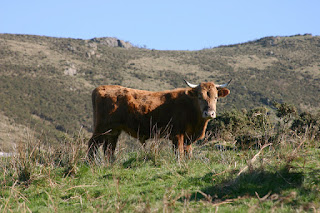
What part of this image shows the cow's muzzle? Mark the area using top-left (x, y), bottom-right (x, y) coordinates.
top-left (203, 110), bottom-right (216, 119)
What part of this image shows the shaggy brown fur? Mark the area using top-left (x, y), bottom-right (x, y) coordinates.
top-left (88, 82), bottom-right (230, 160)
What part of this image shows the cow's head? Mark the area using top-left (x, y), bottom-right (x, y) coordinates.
top-left (185, 80), bottom-right (231, 119)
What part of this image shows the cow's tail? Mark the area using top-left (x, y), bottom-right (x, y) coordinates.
top-left (91, 88), bottom-right (97, 132)
top-left (88, 88), bottom-right (98, 161)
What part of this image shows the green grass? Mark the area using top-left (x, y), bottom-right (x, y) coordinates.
top-left (1, 131), bottom-right (319, 212)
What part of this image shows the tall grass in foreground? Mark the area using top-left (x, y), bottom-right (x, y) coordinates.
top-left (0, 106), bottom-right (319, 212)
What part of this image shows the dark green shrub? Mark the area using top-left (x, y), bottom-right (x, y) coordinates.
top-left (208, 107), bottom-right (273, 148)
top-left (291, 111), bottom-right (320, 139)
top-left (209, 109), bottom-right (248, 139)
top-left (273, 102), bottom-right (297, 120)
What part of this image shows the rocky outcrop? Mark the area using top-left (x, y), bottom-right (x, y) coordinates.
top-left (90, 37), bottom-right (133, 49)
top-left (64, 63), bottom-right (77, 76)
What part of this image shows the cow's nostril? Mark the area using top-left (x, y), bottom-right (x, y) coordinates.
top-left (203, 111), bottom-right (216, 119)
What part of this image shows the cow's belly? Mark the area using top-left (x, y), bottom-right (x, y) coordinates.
top-left (119, 113), bottom-right (180, 140)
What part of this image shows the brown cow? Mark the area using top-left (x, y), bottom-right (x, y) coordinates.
top-left (87, 80), bottom-right (231, 161)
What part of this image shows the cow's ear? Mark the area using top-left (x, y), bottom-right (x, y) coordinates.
top-left (218, 88), bottom-right (230, 98)
top-left (186, 88), bottom-right (197, 97)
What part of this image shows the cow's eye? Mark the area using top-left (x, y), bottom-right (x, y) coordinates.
top-left (207, 92), bottom-right (210, 97)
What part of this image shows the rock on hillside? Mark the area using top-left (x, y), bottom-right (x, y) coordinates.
top-left (90, 37), bottom-right (133, 49)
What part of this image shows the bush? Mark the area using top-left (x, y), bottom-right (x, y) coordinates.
top-left (273, 102), bottom-right (297, 120)
top-left (208, 107), bottom-right (274, 148)
top-left (291, 111), bottom-right (320, 140)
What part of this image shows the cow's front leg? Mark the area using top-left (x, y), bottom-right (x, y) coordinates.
top-left (172, 134), bottom-right (184, 159)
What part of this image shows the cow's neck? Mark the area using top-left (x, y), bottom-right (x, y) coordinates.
top-left (185, 115), bottom-right (210, 143)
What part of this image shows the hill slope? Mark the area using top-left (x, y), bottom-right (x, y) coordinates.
top-left (0, 33), bottom-right (320, 148)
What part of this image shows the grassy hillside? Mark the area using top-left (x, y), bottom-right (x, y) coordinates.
top-left (0, 33), bottom-right (320, 146)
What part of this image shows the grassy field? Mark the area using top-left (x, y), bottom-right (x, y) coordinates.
top-left (1, 112), bottom-right (319, 212)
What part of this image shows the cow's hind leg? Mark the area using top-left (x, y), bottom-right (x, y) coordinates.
top-left (184, 136), bottom-right (193, 158)
top-left (102, 133), bottom-right (120, 162)
top-left (184, 144), bottom-right (193, 159)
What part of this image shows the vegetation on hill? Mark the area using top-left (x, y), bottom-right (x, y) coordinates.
top-left (0, 33), bottom-right (320, 145)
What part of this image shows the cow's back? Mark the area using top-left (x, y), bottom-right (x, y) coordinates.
top-left (92, 85), bottom-right (199, 139)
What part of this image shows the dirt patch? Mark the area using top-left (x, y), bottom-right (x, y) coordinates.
top-left (297, 64), bottom-right (320, 77)
top-left (228, 55), bottom-right (279, 71)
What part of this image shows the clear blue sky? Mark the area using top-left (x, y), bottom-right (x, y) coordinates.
top-left (1, 0), bottom-right (319, 50)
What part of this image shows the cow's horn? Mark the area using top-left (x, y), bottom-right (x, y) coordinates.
top-left (184, 79), bottom-right (198, 88)
top-left (216, 79), bottom-right (232, 88)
